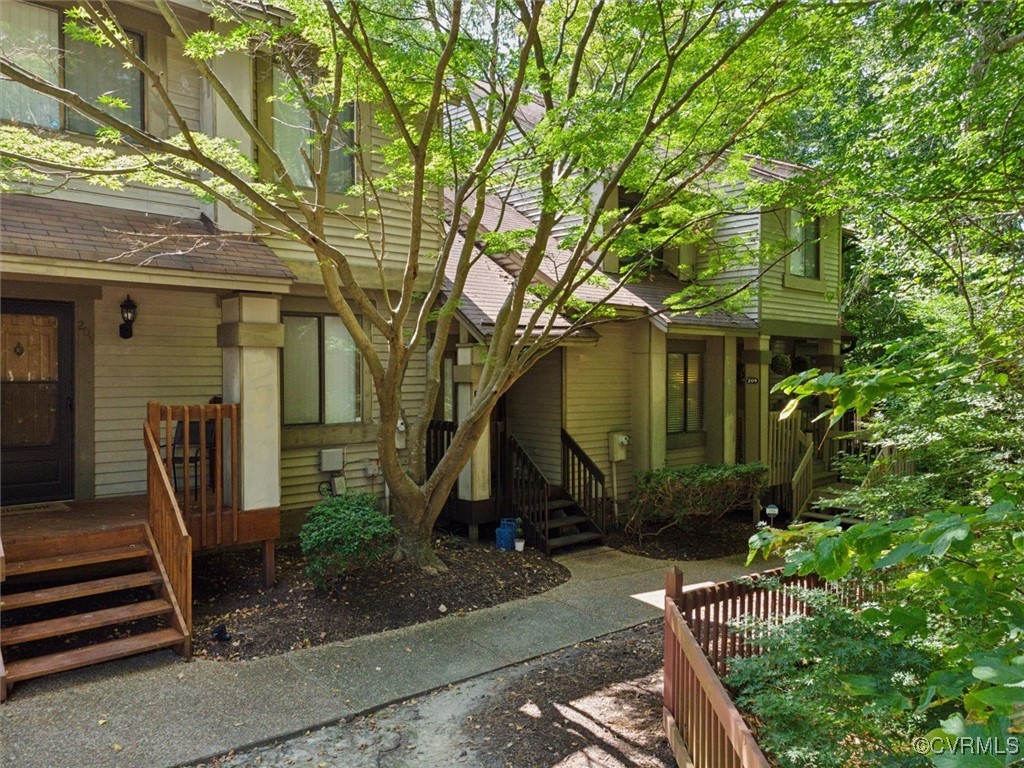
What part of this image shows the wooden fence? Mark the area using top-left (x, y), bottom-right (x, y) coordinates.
top-left (664, 567), bottom-right (867, 767)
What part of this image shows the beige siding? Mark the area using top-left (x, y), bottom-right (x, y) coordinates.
top-left (279, 299), bottom-right (430, 514)
top-left (507, 348), bottom-right (563, 484)
top-left (264, 109), bottom-right (445, 279)
top-left (696, 190), bottom-right (761, 320)
top-left (16, 17), bottom-right (206, 220)
top-left (564, 323), bottom-right (637, 501)
top-left (93, 286), bottom-right (222, 497)
top-left (665, 445), bottom-right (707, 468)
top-left (281, 441), bottom-right (387, 514)
top-left (759, 210), bottom-right (842, 326)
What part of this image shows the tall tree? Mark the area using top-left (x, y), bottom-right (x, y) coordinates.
top-left (0, 0), bottom-right (822, 569)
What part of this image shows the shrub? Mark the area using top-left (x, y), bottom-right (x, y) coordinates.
top-left (627, 462), bottom-right (767, 536)
top-left (299, 492), bottom-right (395, 589)
top-left (726, 588), bottom-right (939, 768)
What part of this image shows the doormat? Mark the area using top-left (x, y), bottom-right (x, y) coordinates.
top-left (1, 501), bottom-right (72, 515)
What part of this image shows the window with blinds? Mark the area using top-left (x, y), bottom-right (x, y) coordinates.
top-left (667, 351), bottom-right (704, 434)
top-left (282, 314), bottom-right (361, 426)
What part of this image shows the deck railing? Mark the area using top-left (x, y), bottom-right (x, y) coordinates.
top-left (791, 431), bottom-right (815, 519)
top-left (143, 419), bottom-right (192, 654)
top-left (147, 401), bottom-right (239, 549)
top-left (561, 429), bottom-right (607, 533)
top-left (664, 567), bottom-right (870, 767)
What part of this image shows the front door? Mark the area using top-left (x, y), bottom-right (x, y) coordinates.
top-left (1, 300), bottom-right (75, 504)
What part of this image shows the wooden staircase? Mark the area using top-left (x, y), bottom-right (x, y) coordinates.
top-left (0, 525), bottom-right (189, 701)
top-left (523, 488), bottom-right (604, 554)
top-left (504, 430), bottom-right (607, 555)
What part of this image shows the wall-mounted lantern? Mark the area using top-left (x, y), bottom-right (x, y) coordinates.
top-left (119, 295), bottom-right (137, 339)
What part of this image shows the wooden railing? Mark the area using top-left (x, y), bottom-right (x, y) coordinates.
top-left (561, 429), bottom-right (607, 533)
top-left (143, 419), bottom-right (192, 654)
top-left (147, 401), bottom-right (239, 549)
top-left (505, 433), bottom-right (549, 551)
top-left (791, 431), bottom-right (815, 519)
top-left (426, 420), bottom-right (458, 517)
top-left (664, 567), bottom-right (847, 768)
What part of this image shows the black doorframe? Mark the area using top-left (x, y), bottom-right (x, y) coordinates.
top-left (1, 299), bottom-right (76, 504)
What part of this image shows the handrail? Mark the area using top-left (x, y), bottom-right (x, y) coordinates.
top-left (0, 532), bottom-right (5, 583)
top-left (506, 433), bottom-right (550, 552)
top-left (560, 429), bottom-right (607, 533)
top-left (791, 432), bottom-right (815, 519)
top-left (149, 401), bottom-right (239, 548)
top-left (143, 419), bottom-right (192, 650)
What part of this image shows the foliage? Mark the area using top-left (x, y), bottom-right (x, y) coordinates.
top-left (299, 492), bottom-right (395, 589)
top-left (627, 462), bottom-right (766, 536)
top-left (749, 476), bottom-right (1024, 765)
top-left (726, 587), bottom-right (939, 768)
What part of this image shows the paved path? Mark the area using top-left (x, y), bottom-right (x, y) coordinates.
top-left (0, 548), bottom-right (763, 768)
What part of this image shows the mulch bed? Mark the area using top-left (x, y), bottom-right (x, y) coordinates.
top-left (605, 508), bottom-right (758, 561)
top-left (191, 535), bottom-right (569, 661)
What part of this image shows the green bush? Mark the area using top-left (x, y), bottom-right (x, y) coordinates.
top-left (726, 588), bottom-right (939, 768)
top-left (627, 462), bottom-right (767, 536)
top-left (299, 492), bottom-right (395, 589)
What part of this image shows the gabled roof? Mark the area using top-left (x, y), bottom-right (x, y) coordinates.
top-left (1, 194), bottom-right (294, 282)
top-left (443, 192), bottom-right (756, 339)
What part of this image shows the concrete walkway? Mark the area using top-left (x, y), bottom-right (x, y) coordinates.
top-left (0, 548), bottom-right (762, 768)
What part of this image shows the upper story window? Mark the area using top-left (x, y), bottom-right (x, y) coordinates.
top-left (789, 210), bottom-right (821, 280)
top-left (0, 1), bottom-right (144, 133)
top-left (264, 61), bottom-right (354, 194)
top-left (282, 314), bottom-right (361, 426)
top-left (667, 344), bottom-right (704, 445)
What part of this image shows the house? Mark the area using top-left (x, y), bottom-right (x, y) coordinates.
top-left (0, 0), bottom-right (439, 699)
top-left (0, 0), bottom-right (841, 698)
top-left (435, 166), bottom-right (843, 550)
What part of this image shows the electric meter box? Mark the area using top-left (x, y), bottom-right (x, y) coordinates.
top-left (608, 431), bottom-right (630, 462)
top-left (319, 448), bottom-right (345, 473)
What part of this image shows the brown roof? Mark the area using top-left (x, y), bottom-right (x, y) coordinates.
top-left (444, 192), bottom-right (756, 336)
top-left (1, 194), bottom-right (294, 281)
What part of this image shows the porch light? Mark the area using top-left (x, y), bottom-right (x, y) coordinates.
top-left (119, 295), bottom-right (137, 339)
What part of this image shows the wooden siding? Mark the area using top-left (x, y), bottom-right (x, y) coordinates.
top-left (506, 348), bottom-right (563, 485)
top-left (564, 324), bottom-right (636, 500)
top-left (759, 210), bottom-right (841, 326)
top-left (93, 286), bottom-right (222, 498)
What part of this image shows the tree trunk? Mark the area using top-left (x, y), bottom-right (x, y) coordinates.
top-left (383, 461), bottom-right (450, 573)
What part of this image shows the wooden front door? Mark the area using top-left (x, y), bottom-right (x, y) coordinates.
top-left (1, 300), bottom-right (75, 504)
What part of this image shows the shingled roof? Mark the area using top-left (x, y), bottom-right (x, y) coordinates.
top-left (1, 194), bottom-right (294, 281)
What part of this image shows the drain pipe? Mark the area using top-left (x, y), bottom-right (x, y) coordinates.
top-left (610, 459), bottom-right (620, 525)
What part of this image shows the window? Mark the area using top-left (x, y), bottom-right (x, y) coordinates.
top-left (0, 1), bottom-right (144, 133)
top-left (270, 66), bottom-right (354, 193)
top-left (789, 210), bottom-right (821, 279)
top-left (667, 349), bottom-right (704, 436)
top-left (282, 315), bottom-right (361, 426)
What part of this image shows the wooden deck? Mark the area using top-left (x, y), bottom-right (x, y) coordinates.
top-left (1, 497), bottom-right (148, 546)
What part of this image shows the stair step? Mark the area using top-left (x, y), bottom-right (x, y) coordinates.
top-left (5, 544), bottom-right (151, 578)
top-left (5, 628), bottom-right (185, 685)
top-left (546, 514), bottom-right (591, 530)
top-left (2, 571), bottom-right (164, 611)
top-left (521, 499), bottom-right (577, 515)
top-left (547, 532), bottom-right (603, 550)
top-left (2, 599), bottom-right (172, 647)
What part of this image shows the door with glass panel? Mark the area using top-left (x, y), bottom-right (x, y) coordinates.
top-left (1, 300), bottom-right (75, 504)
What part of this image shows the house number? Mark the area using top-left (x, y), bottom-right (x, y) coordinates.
top-left (745, 377), bottom-right (759, 385)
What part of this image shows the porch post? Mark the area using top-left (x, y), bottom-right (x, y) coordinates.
top-left (455, 343), bottom-right (491, 541)
top-left (219, 294), bottom-right (284, 584)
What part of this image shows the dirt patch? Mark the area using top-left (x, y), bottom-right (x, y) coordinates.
top-left (606, 508), bottom-right (757, 561)
top-left (196, 621), bottom-right (671, 768)
top-left (191, 535), bottom-right (570, 661)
